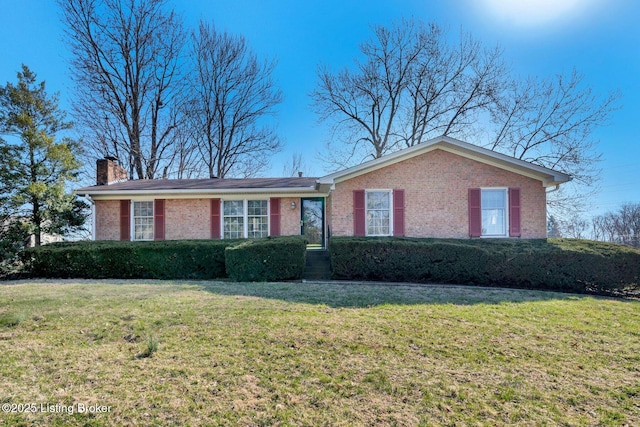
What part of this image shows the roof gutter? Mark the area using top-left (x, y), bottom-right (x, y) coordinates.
top-left (77, 186), bottom-right (322, 198)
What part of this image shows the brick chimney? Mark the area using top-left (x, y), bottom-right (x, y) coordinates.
top-left (96, 156), bottom-right (128, 185)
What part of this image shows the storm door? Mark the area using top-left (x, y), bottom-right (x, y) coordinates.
top-left (301, 198), bottom-right (325, 249)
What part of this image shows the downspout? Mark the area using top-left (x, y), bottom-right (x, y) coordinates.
top-left (83, 194), bottom-right (96, 241)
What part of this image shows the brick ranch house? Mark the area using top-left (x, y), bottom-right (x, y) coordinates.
top-left (77, 136), bottom-right (571, 248)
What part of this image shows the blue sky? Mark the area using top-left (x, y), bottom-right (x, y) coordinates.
top-left (0, 0), bottom-right (638, 218)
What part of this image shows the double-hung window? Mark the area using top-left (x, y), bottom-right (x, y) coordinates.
top-left (366, 190), bottom-right (392, 236)
top-left (223, 200), bottom-right (269, 239)
top-left (247, 200), bottom-right (268, 238)
top-left (133, 201), bottom-right (154, 241)
top-left (481, 189), bottom-right (507, 237)
top-left (223, 200), bottom-right (245, 239)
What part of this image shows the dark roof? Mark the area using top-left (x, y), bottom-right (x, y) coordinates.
top-left (77, 177), bottom-right (319, 194)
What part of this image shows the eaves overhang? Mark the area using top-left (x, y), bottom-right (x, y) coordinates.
top-left (77, 186), bottom-right (328, 200)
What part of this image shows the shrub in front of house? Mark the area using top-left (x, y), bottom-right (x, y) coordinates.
top-left (21, 239), bottom-right (241, 279)
top-left (224, 236), bottom-right (307, 282)
top-left (329, 237), bottom-right (491, 284)
top-left (330, 237), bottom-right (640, 294)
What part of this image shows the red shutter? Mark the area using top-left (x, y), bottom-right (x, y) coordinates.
top-left (119, 200), bottom-right (130, 241)
top-left (270, 198), bottom-right (281, 236)
top-left (393, 189), bottom-right (405, 237)
top-left (509, 187), bottom-right (521, 237)
top-left (353, 190), bottom-right (366, 236)
top-left (210, 198), bottom-right (221, 239)
top-left (154, 199), bottom-right (165, 241)
top-left (468, 188), bottom-right (482, 237)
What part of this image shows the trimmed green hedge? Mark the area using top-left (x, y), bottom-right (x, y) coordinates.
top-left (330, 237), bottom-right (640, 294)
top-left (21, 236), bottom-right (308, 281)
top-left (225, 236), bottom-right (307, 281)
top-left (20, 239), bottom-right (242, 280)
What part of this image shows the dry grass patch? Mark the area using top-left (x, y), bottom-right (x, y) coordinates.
top-left (0, 280), bottom-right (638, 426)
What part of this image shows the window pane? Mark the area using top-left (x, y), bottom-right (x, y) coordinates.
top-left (482, 190), bottom-right (505, 209)
top-left (224, 201), bottom-right (243, 239)
top-left (223, 199), bottom-right (269, 239)
top-left (481, 190), bottom-right (506, 236)
top-left (134, 217), bottom-right (153, 240)
top-left (223, 200), bottom-right (244, 216)
top-left (367, 191), bottom-right (390, 210)
top-left (247, 200), bottom-right (268, 238)
top-left (224, 217), bottom-right (244, 239)
top-left (482, 209), bottom-right (505, 236)
top-left (367, 210), bottom-right (390, 235)
top-left (133, 201), bottom-right (154, 241)
top-left (247, 200), bottom-right (267, 216)
top-left (248, 216), bottom-right (268, 238)
top-left (366, 191), bottom-right (391, 236)
top-left (134, 201), bottom-right (153, 217)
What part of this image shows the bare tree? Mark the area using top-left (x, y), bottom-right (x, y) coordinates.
top-left (592, 203), bottom-right (640, 248)
top-left (312, 18), bottom-right (422, 167)
top-left (311, 19), bottom-right (506, 168)
top-left (592, 213), bottom-right (616, 242)
top-left (489, 71), bottom-right (619, 212)
top-left (59, 0), bottom-right (187, 180)
top-left (185, 21), bottom-right (282, 179)
top-left (311, 18), bottom-right (619, 215)
top-left (402, 27), bottom-right (505, 148)
top-left (560, 215), bottom-right (589, 240)
top-left (281, 152), bottom-right (310, 177)
top-left (164, 128), bottom-right (200, 179)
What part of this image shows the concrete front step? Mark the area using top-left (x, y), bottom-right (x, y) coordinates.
top-left (303, 250), bottom-right (331, 280)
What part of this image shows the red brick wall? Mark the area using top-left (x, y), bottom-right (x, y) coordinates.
top-left (95, 200), bottom-right (121, 240)
top-left (93, 197), bottom-right (304, 240)
top-left (165, 199), bottom-right (211, 240)
top-left (96, 159), bottom-right (127, 185)
top-left (280, 197), bottom-right (301, 236)
top-left (328, 149), bottom-right (547, 239)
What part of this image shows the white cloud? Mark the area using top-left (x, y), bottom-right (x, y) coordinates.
top-left (480, 0), bottom-right (589, 27)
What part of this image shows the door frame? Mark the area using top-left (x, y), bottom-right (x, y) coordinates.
top-left (300, 197), bottom-right (325, 250)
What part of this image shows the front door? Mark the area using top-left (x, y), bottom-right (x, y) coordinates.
top-left (301, 198), bottom-right (324, 249)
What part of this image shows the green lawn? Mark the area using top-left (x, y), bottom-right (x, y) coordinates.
top-left (0, 280), bottom-right (638, 426)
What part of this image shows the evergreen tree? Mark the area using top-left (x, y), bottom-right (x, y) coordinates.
top-left (547, 215), bottom-right (562, 238)
top-left (0, 65), bottom-right (86, 249)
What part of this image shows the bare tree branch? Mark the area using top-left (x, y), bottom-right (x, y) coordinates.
top-left (311, 18), bottom-right (620, 214)
top-left (184, 21), bottom-right (283, 178)
top-left (312, 20), bottom-right (508, 169)
top-left (59, 0), bottom-right (187, 179)
top-left (592, 203), bottom-right (640, 248)
top-left (489, 70), bottom-right (620, 211)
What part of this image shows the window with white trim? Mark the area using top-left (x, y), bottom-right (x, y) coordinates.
top-left (247, 200), bottom-right (268, 238)
top-left (133, 201), bottom-right (154, 241)
top-left (223, 200), bottom-right (245, 239)
top-left (223, 200), bottom-right (269, 239)
top-left (481, 189), bottom-right (508, 237)
top-left (366, 190), bottom-right (392, 236)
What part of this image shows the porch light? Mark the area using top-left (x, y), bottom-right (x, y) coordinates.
top-left (291, 201), bottom-right (296, 210)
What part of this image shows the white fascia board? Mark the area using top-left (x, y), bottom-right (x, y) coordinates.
top-left (81, 187), bottom-right (325, 201)
top-left (437, 143), bottom-right (572, 187)
top-left (317, 145), bottom-right (434, 185)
